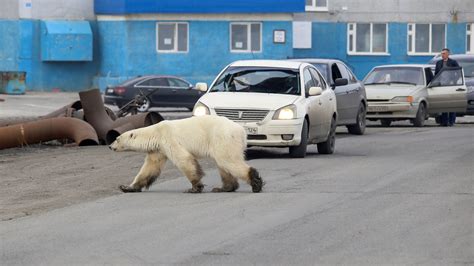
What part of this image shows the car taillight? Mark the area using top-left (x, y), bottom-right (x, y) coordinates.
top-left (114, 87), bottom-right (126, 95)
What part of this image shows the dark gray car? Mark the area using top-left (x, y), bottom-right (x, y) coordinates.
top-left (290, 58), bottom-right (367, 135)
top-left (429, 54), bottom-right (474, 115)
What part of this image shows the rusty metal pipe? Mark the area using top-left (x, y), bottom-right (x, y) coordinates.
top-left (79, 89), bottom-right (163, 144)
top-left (0, 117), bottom-right (99, 150)
top-left (105, 112), bottom-right (163, 144)
top-left (0, 101), bottom-right (83, 127)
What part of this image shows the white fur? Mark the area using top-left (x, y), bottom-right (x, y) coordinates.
top-left (110, 115), bottom-right (253, 191)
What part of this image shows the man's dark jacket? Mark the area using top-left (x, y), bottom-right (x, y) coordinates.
top-left (435, 58), bottom-right (460, 75)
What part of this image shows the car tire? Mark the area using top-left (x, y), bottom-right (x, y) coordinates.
top-left (317, 116), bottom-right (336, 155)
top-left (137, 97), bottom-right (151, 112)
top-left (289, 119), bottom-right (309, 158)
top-left (380, 119), bottom-right (392, 127)
top-left (412, 103), bottom-right (426, 127)
top-left (347, 103), bottom-right (366, 135)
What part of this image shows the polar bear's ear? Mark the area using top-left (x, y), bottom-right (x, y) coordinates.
top-left (130, 133), bottom-right (133, 138)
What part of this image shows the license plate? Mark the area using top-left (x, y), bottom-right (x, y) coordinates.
top-left (369, 106), bottom-right (389, 112)
top-left (245, 126), bottom-right (258, 135)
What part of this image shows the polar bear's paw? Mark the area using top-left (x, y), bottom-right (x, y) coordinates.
top-left (186, 182), bottom-right (204, 193)
top-left (119, 185), bottom-right (142, 193)
top-left (212, 181), bottom-right (239, 192)
top-left (249, 167), bottom-right (264, 193)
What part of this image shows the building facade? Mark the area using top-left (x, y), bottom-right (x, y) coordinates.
top-left (0, 0), bottom-right (473, 91)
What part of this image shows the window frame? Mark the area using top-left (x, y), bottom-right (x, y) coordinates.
top-left (467, 23), bottom-right (473, 54)
top-left (156, 22), bottom-right (189, 53)
top-left (407, 23), bottom-right (446, 56)
top-left (305, 0), bottom-right (329, 12)
top-left (229, 22), bottom-right (262, 53)
top-left (347, 23), bottom-right (389, 56)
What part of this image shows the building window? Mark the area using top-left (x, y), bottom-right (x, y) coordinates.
top-left (230, 23), bottom-right (261, 53)
top-left (306, 0), bottom-right (328, 11)
top-left (156, 22), bottom-right (188, 53)
top-left (468, 23), bottom-right (473, 54)
top-left (407, 23), bottom-right (446, 55)
top-left (347, 23), bottom-right (388, 55)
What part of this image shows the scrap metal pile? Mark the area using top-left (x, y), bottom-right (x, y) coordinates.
top-left (0, 89), bottom-right (163, 150)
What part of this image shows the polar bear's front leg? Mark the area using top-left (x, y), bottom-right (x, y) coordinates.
top-left (119, 152), bottom-right (167, 193)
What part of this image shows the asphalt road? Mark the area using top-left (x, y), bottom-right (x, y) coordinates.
top-left (1, 121), bottom-right (473, 265)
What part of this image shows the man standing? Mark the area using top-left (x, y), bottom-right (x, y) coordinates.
top-left (434, 48), bottom-right (459, 126)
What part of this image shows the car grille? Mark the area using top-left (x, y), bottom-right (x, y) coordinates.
top-left (215, 109), bottom-right (269, 122)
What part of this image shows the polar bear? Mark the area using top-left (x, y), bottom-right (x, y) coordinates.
top-left (109, 115), bottom-right (264, 193)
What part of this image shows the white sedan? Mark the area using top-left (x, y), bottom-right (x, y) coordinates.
top-left (364, 64), bottom-right (467, 127)
top-left (192, 60), bottom-right (338, 158)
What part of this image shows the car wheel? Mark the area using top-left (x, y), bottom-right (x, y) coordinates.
top-left (137, 97), bottom-right (151, 112)
top-left (412, 103), bottom-right (426, 127)
top-left (317, 116), bottom-right (336, 155)
top-left (289, 119), bottom-right (308, 158)
top-left (347, 103), bottom-right (366, 135)
top-left (380, 119), bottom-right (392, 127)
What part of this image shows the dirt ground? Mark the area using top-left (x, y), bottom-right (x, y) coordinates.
top-left (0, 143), bottom-right (218, 221)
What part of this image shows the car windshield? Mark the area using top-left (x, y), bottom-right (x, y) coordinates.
top-left (311, 63), bottom-right (329, 81)
top-left (209, 67), bottom-right (301, 95)
top-left (364, 67), bottom-right (424, 86)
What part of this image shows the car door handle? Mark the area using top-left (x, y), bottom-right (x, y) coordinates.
top-left (456, 88), bottom-right (466, 91)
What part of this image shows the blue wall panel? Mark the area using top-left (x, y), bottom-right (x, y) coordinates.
top-left (0, 20), bottom-right (20, 71)
top-left (0, 20), bottom-right (100, 91)
top-left (95, 0), bottom-right (305, 14)
top-left (95, 20), bottom-right (293, 90)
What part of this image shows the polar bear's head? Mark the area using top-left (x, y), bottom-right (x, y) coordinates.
top-left (109, 127), bottom-right (160, 153)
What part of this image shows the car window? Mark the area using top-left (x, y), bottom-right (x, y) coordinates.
top-left (331, 63), bottom-right (343, 83)
top-left (311, 63), bottom-right (329, 82)
top-left (456, 59), bottom-right (474, 78)
top-left (308, 68), bottom-right (326, 90)
top-left (342, 64), bottom-right (358, 83)
top-left (424, 67), bottom-right (434, 85)
top-left (336, 63), bottom-right (351, 83)
top-left (432, 68), bottom-right (464, 86)
top-left (364, 67), bottom-right (424, 85)
top-left (303, 68), bottom-right (315, 92)
top-left (137, 78), bottom-right (169, 87)
top-left (210, 67), bottom-right (301, 95)
top-left (168, 78), bottom-right (190, 88)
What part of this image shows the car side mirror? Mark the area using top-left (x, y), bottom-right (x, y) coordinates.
top-left (334, 78), bottom-right (348, 87)
top-left (308, 86), bottom-right (323, 96)
top-left (195, 82), bottom-right (208, 92)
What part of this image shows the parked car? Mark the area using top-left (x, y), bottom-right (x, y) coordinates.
top-left (363, 64), bottom-right (467, 127)
top-left (289, 58), bottom-right (367, 135)
top-left (428, 54), bottom-right (474, 116)
top-left (104, 75), bottom-right (203, 112)
top-left (192, 60), bottom-right (338, 158)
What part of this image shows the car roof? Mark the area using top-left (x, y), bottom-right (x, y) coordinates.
top-left (119, 75), bottom-right (188, 86)
top-left (288, 58), bottom-right (341, 64)
top-left (230, 60), bottom-right (304, 69)
top-left (372, 64), bottom-right (433, 69)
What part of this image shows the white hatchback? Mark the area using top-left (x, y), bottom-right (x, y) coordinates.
top-left (192, 60), bottom-right (338, 158)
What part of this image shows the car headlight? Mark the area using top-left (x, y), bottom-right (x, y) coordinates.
top-left (391, 96), bottom-right (414, 103)
top-left (272, 104), bottom-right (297, 120)
top-left (193, 102), bottom-right (210, 116)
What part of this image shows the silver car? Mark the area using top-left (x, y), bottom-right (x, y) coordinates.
top-left (290, 59), bottom-right (367, 135)
top-left (364, 64), bottom-right (467, 127)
